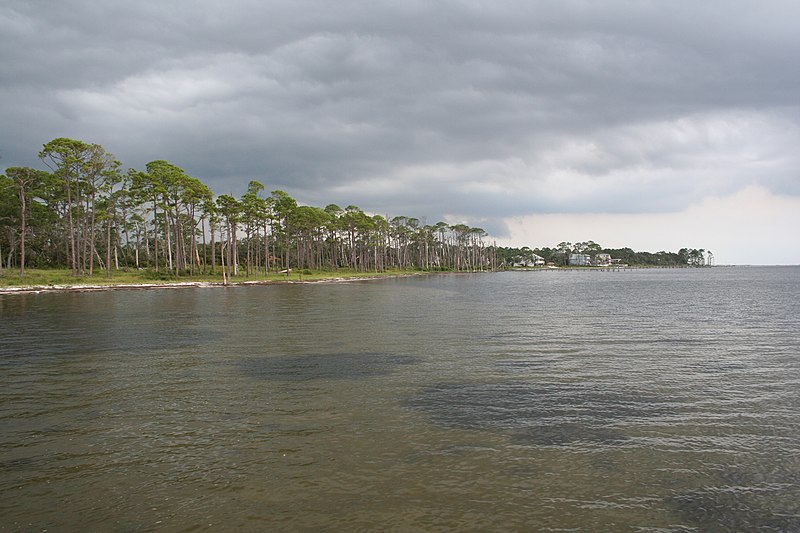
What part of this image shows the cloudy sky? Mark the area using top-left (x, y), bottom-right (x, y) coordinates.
top-left (2, 0), bottom-right (799, 264)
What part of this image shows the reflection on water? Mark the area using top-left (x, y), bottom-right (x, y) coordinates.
top-left (2, 267), bottom-right (800, 531)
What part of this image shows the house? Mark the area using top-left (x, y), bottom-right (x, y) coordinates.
top-left (569, 253), bottom-right (591, 266)
top-left (512, 253), bottom-right (546, 268)
top-left (594, 253), bottom-right (612, 266)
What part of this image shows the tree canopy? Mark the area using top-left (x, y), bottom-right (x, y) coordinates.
top-left (496, 242), bottom-right (709, 268)
top-left (1, 138), bottom-right (496, 277)
top-left (1, 138), bottom-right (710, 278)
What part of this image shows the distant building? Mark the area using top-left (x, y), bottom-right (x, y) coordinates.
top-left (594, 253), bottom-right (612, 266)
top-left (569, 253), bottom-right (591, 266)
top-left (513, 254), bottom-right (546, 268)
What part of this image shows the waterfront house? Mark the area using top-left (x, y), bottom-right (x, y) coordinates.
top-left (569, 253), bottom-right (591, 266)
top-left (513, 254), bottom-right (546, 268)
top-left (594, 253), bottom-right (612, 266)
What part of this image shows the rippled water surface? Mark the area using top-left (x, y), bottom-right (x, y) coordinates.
top-left (2, 267), bottom-right (800, 531)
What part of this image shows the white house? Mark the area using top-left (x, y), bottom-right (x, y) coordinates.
top-left (594, 253), bottom-right (612, 266)
top-left (513, 253), bottom-right (546, 268)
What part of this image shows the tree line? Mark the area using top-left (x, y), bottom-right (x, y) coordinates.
top-left (0, 138), bottom-right (712, 279)
top-left (0, 138), bottom-right (497, 278)
top-left (497, 240), bottom-right (710, 267)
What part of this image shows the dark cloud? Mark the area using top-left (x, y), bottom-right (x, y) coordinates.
top-left (2, 0), bottom-right (799, 231)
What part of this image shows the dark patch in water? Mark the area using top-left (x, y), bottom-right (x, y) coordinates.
top-left (240, 352), bottom-right (417, 381)
top-left (694, 360), bottom-right (751, 374)
top-left (670, 484), bottom-right (800, 532)
top-left (510, 423), bottom-right (626, 446)
top-left (96, 326), bottom-right (221, 357)
top-left (0, 323), bottom-right (220, 362)
top-left (496, 359), bottom-right (558, 371)
top-left (0, 456), bottom-right (42, 471)
top-left (407, 381), bottom-right (677, 446)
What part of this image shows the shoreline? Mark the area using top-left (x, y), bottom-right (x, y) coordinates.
top-left (0, 273), bottom-right (425, 296)
top-left (0, 265), bottom-right (732, 295)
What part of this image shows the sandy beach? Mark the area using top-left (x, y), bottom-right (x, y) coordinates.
top-left (0, 275), bottom-right (416, 296)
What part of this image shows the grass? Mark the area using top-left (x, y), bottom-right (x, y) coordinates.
top-left (0, 267), bottom-right (424, 289)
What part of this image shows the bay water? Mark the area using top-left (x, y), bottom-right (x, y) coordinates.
top-left (2, 267), bottom-right (799, 531)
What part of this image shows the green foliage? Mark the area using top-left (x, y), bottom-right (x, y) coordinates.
top-left (139, 269), bottom-right (179, 281)
top-left (497, 243), bottom-right (707, 268)
top-left (2, 137), bottom-right (709, 282)
top-left (2, 138), bottom-right (498, 279)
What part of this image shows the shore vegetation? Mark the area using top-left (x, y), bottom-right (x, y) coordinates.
top-left (1, 138), bottom-right (496, 282)
top-left (2, 138), bottom-right (709, 287)
top-left (0, 267), bottom-right (427, 292)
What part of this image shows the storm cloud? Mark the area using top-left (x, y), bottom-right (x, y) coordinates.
top-left (2, 0), bottom-right (798, 261)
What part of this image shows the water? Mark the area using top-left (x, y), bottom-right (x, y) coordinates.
top-left (2, 267), bottom-right (799, 531)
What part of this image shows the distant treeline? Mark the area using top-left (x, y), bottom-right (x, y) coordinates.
top-left (1, 138), bottom-right (709, 278)
top-left (497, 240), bottom-right (709, 267)
top-left (0, 138), bottom-right (496, 277)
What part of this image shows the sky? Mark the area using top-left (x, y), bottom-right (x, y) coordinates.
top-left (1, 0), bottom-right (799, 265)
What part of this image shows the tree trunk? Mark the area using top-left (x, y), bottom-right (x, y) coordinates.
top-left (264, 220), bottom-right (269, 275)
top-left (66, 175), bottom-right (77, 275)
top-left (18, 185), bottom-right (26, 277)
top-left (89, 189), bottom-right (97, 277)
top-left (106, 216), bottom-right (112, 277)
top-left (232, 223), bottom-right (239, 276)
top-left (152, 200), bottom-right (159, 271)
top-left (210, 222), bottom-right (216, 274)
top-left (201, 216), bottom-right (207, 273)
top-left (165, 211), bottom-right (173, 272)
